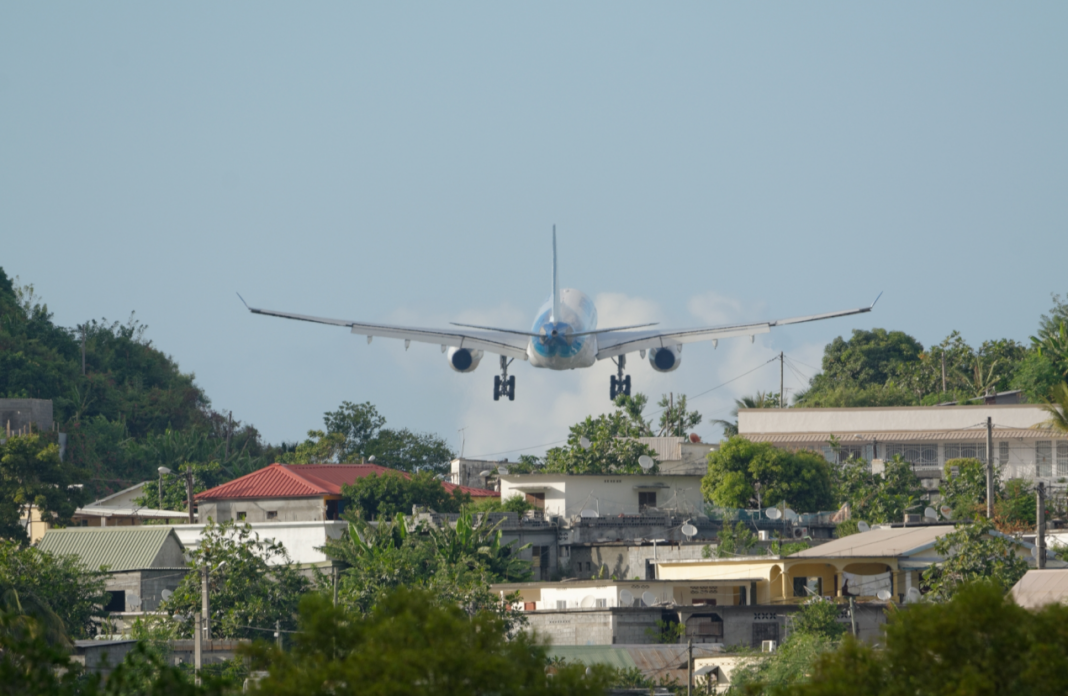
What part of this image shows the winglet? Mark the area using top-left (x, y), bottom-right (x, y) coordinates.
top-left (236, 292), bottom-right (251, 310)
top-left (870, 291), bottom-right (883, 310)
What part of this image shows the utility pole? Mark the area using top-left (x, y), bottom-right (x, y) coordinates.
top-left (848, 597), bottom-right (857, 637)
top-left (81, 324), bottom-right (87, 376)
top-left (185, 469), bottom-right (195, 524)
top-left (224, 411), bottom-right (233, 461)
top-left (941, 352), bottom-right (946, 393)
top-left (202, 564), bottom-right (211, 641)
top-left (780, 352), bottom-right (785, 409)
top-left (332, 565), bottom-right (339, 608)
top-left (986, 417), bottom-right (994, 518)
top-left (1037, 482), bottom-right (1046, 570)
top-left (276, 621), bottom-right (283, 650)
top-left (194, 611), bottom-right (202, 684)
top-left (687, 638), bottom-right (693, 696)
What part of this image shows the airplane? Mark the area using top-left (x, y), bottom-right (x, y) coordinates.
top-left (239, 228), bottom-right (879, 402)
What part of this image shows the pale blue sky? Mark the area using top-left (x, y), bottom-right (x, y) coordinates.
top-left (2, 3), bottom-right (1065, 457)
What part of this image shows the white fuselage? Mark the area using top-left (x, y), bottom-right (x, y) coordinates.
top-left (526, 288), bottom-right (599, 370)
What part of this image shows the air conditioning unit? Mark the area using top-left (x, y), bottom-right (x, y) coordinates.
top-left (792, 527), bottom-right (808, 539)
top-left (761, 640), bottom-right (777, 653)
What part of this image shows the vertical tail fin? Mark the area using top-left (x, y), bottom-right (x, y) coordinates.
top-left (551, 225), bottom-right (560, 322)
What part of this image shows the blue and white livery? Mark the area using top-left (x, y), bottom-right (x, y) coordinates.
top-left (239, 228), bottom-right (879, 401)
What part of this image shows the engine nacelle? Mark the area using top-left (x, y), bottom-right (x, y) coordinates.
top-left (648, 345), bottom-right (682, 373)
top-left (447, 347), bottom-right (484, 373)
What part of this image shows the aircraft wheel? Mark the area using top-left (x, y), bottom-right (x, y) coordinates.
top-left (507, 375), bottom-right (516, 401)
top-left (493, 376), bottom-right (501, 401)
top-left (610, 375), bottom-right (618, 400)
top-left (623, 375), bottom-right (632, 396)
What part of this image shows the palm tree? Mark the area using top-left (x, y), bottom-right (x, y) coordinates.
top-left (1038, 382), bottom-right (1068, 433)
top-left (710, 391), bottom-right (780, 438)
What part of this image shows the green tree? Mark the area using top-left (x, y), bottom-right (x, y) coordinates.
top-left (0, 540), bottom-right (108, 641)
top-left (542, 398), bottom-right (660, 475)
top-left (1037, 382), bottom-right (1068, 434)
top-left (702, 437), bottom-right (834, 513)
top-left (277, 430), bottom-right (348, 465)
top-left (136, 460), bottom-right (226, 513)
top-left (782, 582), bottom-right (1068, 696)
top-left (833, 455), bottom-right (925, 525)
top-left (342, 471), bottom-right (470, 520)
top-left (160, 520), bottom-right (311, 640)
top-left (938, 457), bottom-right (992, 522)
top-left (655, 393), bottom-right (702, 437)
top-left (1032, 320), bottom-right (1068, 380)
top-left (1011, 351), bottom-right (1063, 403)
top-left (921, 519), bottom-right (1029, 602)
top-left (0, 433), bottom-right (88, 542)
top-left (469, 494), bottom-right (533, 515)
top-left (713, 521), bottom-right (758, 558)
top-left (242, 588), bottom-right (607, 696)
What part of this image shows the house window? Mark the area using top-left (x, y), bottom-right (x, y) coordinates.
top-left (525, 492), bottom-right (545, 509)
top-left (1037, 442), bottom-right (1053, 478)
top-left (1058, 442), bottom-right (1068, 477)
top-left (326, 499), bottom-right (342, 521)
top-left (638, 492), bottom-right (657, 510)
top-left (945, 443), bottom-right (987, 462)
top-left (595, 598), bottom-right (607, 608)
top-left (793, 577), bottom-right (822, 599)
top-left (105, 590), bottom-right (126, 613)
top-left (531, 546), bottom-right (550, 581)
top-left (999, 442), bottom-right (1010, 465)
top-left (236, 512), bottom-right (246, 521)
top-left (752, 622), bottom-right (779, 649)
top-left (556, 600), bottom-right (567, 609)
top-left (266, 511), bottom-right (278, 520)
top-left (884, 443), bottom-right (938, 469)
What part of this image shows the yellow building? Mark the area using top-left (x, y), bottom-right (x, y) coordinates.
top-left (657, 525), bottom-right (1053, 604)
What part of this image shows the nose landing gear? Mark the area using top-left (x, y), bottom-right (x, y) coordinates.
top-left (609, 355), bottom-right (631, 400)
top-left (494, 356), bottom-right (515, 401)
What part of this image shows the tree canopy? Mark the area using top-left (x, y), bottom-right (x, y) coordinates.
top-left (342, 471), bottom-right (470, 520)
top-left (0, 433), bottom-right (88, 541)
top-left (833, 455), bottom-right (925, 525)
top-left (702, 437), bottom-right (835, 513)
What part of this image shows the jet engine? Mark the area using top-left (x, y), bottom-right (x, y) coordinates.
top-left (648, 345), bottom-right (682, 373)
top-left (447, 347), bottom-right (484, 373)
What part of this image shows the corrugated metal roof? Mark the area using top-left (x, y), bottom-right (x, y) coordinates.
top-left (196, 463), bottom-right (496, 501)
top-left (744, 428), bottom-right (1068, 444)
top-left (37, 527), bottom-right (184, 572)
top-left (632, 438), bottom-right (685, 461)
top-left (1010, 569), bottom-right (1068, 609)
top-left (789, 526), bottom-right (950, 559)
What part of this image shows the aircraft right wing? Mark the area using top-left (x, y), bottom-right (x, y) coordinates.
top-left (239, 297), bottom-right (530, 360)
top-left (595, 296), bottom-right (880, 360)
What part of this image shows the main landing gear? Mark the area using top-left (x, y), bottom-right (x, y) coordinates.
top-left (610, 355), bottom-right (631, 400)
top-left (494, 356), bottom-right (515, 401)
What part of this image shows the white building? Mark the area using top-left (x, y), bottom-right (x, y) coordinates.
top-left (170, 520), bottom-right (347, 569)
top-left (498, 473), bottom-right (706, 520)
top-left (739, 404), bottom-right (1068, 482)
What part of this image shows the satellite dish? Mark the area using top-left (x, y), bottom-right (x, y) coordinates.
top-left (939, 505), bottom-right (954, 520)
top-left (161, 589), bottom-right (173, 600)
top-left (641, 591), bottom-right (658, 607)
top-left (766, 507), bottom-right (782, 520)
top-left (906, 587), bottom-right (921, 603)
top-left (924, 507), bottom-right (938, 520)
top-left (620, 589), bottom-right (634, 606)
top-left (368, 455), bottom-right (376, 462)
top-left (638, 455), bottom-right (654, 471)
top-left (127, 594), bottom-right (141, 610)
top-left (498, 467), bottom-right (509, 475)
top-left (579, 437), bottom-right (592, 450)
top-left (580, 509), bottom-right (600, 518)
top-left (479, 470), bottom-right (492, 478)
top-left (784, 508), bottom-right (798, 521)
top-left (173, 613), bottom-right (188, 622)
top-left (877, 590), bottom-right (892, 601)
top-left (858, 521), bottom-right (871, 532)
top-left (681, 523), bottom-right (698, 538)
top-left (581, 596), bottom-right (596, 608)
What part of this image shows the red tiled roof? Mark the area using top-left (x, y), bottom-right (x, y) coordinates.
top-left (196, 463), bottom-right (497, 501)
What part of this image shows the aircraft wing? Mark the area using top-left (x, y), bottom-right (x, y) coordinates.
top-left (241, 300), bottom-right (530, 360)
top-left (595, 298), bottom-right (879, 360)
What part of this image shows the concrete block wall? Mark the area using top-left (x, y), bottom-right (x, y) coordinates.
top-left (565, 543), bottom-right (710, 580)
top-left (0, 399), bottom-right (53, 435)
top-left (200, 498), bottom-right (326, 524)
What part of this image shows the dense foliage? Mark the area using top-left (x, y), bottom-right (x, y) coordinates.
top-left (781, 582), bottom-right (1068, 696)
top-left (322, 510), bottom-right (531, 621)
top-left (242, 588), bottom-right (609, 696)
top-left (920, 519), bottom-right (1029, 602)
top-left (0, 540), bottom-right (107, 642)
top-left (0, 433), bottom-right (88, 541)
top-left (281, 401), bottom-right (455, 474)
top-left (159, 520), bottom-right (311, 640)
top-left (702, 437), bottom-right (835, 513)
top-left (833, 455), bottom-right (925, 525)
top-left (342, 471), bottom-right (470, 519)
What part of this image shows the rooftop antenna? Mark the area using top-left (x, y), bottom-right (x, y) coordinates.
top-left (681, 522), bottom-right (698, 539)
top-left (924, 507), bottom-right (938, 521)
top-left (641, 591), bottom-right (658, 607)
top-left (939, 505), bottom-right (954, 520)
top-left (620, 589), bottom-right (634, 607)
top-left (876, 590), bottom-right (892, 602)
top-left (579, 437), bottom-right (591, 450)
top-left (161, 589), bottom-right (174, 601)
top-left (766, 507), bottom-right (782, 520)
top-left (638, 455), bottom-right (654, 471)
top-left (458, 428), bottom-right (466, 458)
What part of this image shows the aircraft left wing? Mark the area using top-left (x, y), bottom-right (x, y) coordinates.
top-left (239, 297), bottom-right (530, 360)
top-left (595, 297), bottom-right (880, 360)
